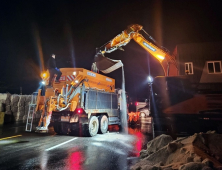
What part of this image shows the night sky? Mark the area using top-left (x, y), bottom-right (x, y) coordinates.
top-left (1, 0), bottom-right (222, 100)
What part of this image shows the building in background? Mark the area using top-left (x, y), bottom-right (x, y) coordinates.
top-left (175, 42), bottom-right (222, 93)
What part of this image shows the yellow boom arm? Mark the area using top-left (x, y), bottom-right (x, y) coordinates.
top-left (100, 24), bottom-right (178, 76)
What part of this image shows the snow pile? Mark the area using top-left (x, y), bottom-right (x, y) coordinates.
top-left (131, 132), bottom-right (222, 170)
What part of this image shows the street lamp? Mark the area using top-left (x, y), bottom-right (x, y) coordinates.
top-left (147, 76), bottom-right (153, 112)
top-left (147, 75), bottom-right (154, 138)
top-left (147, 76), bottom-right (153, 83)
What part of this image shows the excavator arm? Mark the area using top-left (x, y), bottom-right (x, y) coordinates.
top-left (98, 24), bottom-right (178, 76)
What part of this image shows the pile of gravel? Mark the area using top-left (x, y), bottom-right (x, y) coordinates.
top-left (131, 131), bottom-right (222, 170)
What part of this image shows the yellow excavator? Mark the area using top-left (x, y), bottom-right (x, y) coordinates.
top-left (94, 24), bottom-right (222, 134)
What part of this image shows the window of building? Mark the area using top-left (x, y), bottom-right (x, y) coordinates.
top-left (185, 62), bottom-right (193, 74)
top-left (207, 61), bottom-right (222, 74)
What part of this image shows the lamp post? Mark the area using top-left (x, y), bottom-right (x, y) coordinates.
top-left (147, 76), bottom-right (153, 112)
top-left (147, 76), bottom-right (154, 139)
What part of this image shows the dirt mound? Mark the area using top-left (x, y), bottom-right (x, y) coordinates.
top-left (131, 131), bottom-right (222, 170)
top-left (140, 134), bottom-right (173, 159)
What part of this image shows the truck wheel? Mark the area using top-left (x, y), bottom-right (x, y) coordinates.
top-left (98, 115), bottom-right (108, 134)
top-left (88, 116), bottom-right (99, 137)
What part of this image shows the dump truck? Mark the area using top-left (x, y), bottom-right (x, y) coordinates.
top-left (33, 68), bottom-right (127, 137)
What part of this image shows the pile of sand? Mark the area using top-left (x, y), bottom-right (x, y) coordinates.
top-left (131, 131), bottom-right (222, 170)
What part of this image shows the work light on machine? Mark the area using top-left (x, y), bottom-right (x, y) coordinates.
top-left (156, 54), bottom-right (165, 60)
top-left (41, 72), bottom-right (48, 79)
top-left (41, 81), bottom-right (46, 85)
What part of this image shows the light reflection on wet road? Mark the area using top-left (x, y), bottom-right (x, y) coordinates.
top-left (0, 118), bottom-right (153, 170)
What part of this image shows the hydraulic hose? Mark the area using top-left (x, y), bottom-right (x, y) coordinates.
top-left (56, 79), bottom-right (86, 110)
top-left (57, 103), bottom-right (71, 111)
top-left (67, 85), bottom-right (74, 96)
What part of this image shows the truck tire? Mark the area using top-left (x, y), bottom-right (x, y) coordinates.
top-left (98, 115), bottom-right (108, 134)
top-left (88, 116), bottom-right (99, 137)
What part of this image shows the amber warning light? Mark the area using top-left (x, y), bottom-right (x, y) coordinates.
top-left (41, 72), bottom-right (49, 79)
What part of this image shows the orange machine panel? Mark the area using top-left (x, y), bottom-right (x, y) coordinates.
top-left (52, 68), bottom-right (115, 93)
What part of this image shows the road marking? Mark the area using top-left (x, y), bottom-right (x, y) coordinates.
top-left (45, 138), bottom-right (77, 151)
top-left (0, 135), bottom-right (22, 141)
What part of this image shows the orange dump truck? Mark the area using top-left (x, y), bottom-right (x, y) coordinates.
top-left (35, 68), bottom-right (126, 137)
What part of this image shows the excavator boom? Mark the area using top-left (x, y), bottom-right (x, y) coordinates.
top-left (99, 24), bottom-right (178, 76)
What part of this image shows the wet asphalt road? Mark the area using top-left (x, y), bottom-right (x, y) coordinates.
top-left (0, 118), bottom-right (153, 170)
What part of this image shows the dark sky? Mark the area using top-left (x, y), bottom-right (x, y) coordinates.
top-left (1, 0), bottom-right (222, 99)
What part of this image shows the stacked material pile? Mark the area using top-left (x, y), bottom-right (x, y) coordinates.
top-left (131, 131), bottom-right (222, 170)
top-left (0, 93), bottom-right (8, 112)
top-left (3, 93), bottom-right (12, 122)
top-left (0, 93), bottom-right (42, 123)
top-left (23, 95), bottom-right (32, 121)
top-left (16, 95), bottom-right (26, 122)
top-left (10, 94), bottom-right (21, 121)
top-left (5, 93), bottom-right (12, 115)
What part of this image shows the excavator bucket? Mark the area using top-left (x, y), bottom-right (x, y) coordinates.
top-left (94, 53), bottom-right (123, 74)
